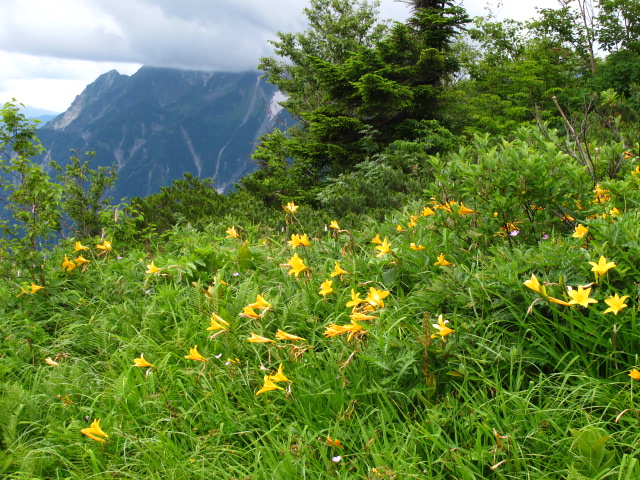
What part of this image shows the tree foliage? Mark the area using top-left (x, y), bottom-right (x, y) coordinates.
top-left (0, 101), bottom-right (123, 283)
top-left (448, 0), bottom-right (640, 138)
top-left (243, 0), bottom-right (469, 205)
top-left (51, 150), bottom-right (117, 238)
top-left (129, 173), bottom-right (230, 234)
top-left (0, 101), bottom-right (61, 282)
top-left (597, 0), bottom-right (640, 52)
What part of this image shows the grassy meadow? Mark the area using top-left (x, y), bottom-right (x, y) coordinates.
top-left (3, 0), bottom-right (640, 477)
top-left (3, 148), bottom-right (640, 479)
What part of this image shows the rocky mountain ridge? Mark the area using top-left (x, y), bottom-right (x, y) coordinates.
top-left (37, 66), bottom-right (287, 200)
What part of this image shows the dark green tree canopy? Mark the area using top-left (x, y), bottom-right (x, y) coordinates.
top-left (244, 0), bottom-right (469, 204)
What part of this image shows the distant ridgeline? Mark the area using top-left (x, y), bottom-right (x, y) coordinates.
top-left (37, 67), bottom-right (291, 200)
top-left (20, 106), bottom-right (60, 127)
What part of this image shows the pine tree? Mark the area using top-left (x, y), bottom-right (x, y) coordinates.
top-left (241, 0), bottom-right (468, 205)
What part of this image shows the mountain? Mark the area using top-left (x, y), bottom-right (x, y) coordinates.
top-left (20, 106), bottom-right (60, 127)
top-left (37, 67), bottom-right (289, 199)
top-left (21, 105), bottom-right (60, 117)
top-left (32, 115), bottom-right (58, 126)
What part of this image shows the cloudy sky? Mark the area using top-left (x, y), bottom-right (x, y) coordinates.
top-left (0, 0), bottom-right (559, 113)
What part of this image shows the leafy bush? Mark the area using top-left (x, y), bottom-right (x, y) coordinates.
top-left (51, 150), bottom-right (117, 237)
top-left (424, 125), bottom-right (592, 247)
top-left (129, 172), bottom-right (230, 234)
top-left (1, 101), bottom-right (61, 283)
top-left (318, 122), bottom-right (457, 220)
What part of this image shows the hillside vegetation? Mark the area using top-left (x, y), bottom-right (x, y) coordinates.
top-left (2, 0), bottom-right (640, 478)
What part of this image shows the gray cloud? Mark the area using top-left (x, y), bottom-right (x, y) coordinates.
top-left (1, 0), bottom-right (558, 73)
top-left (0, 0), bottom-right (315, 71)
top-left (0, 0), bottom-right (412, 110)
top-left (0, 1), bottom-right (561, 74)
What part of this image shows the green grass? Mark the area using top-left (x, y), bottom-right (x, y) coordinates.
top-left (3, 193), bottom-right (640, 479)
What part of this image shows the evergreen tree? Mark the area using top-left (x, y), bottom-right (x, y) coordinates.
top-left (241, 0), bottom-right (468, 205)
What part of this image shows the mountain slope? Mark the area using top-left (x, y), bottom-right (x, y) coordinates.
top-left (38, 67), bottom-right (288, 199)
top-left (20, 106), bottom-right (60, 126)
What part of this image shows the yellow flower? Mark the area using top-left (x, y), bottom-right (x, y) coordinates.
top-left (133, 353), bottom-right (154, 368)
top-left (524, 275), bottom-right (571, 305)
top-left (247, 332), bottom-right (276, 343)
top-left (632, 165), bottom-right (640, 177)
top-left (366, 287), bottom-right (390, 309)
top-left (44, 357), bottom-right (59, 366)
top-left (319, 279), bottom-right (334, 297)
top-left (330, 261), bottom-right (349, 277)
top-left (524, 274), bottom-right (544, 295)
top-left (329, 220), bottom-right (340, 230)
top-left (346, 289), bottom-right (364, 308)
top-left (629, 369), bottom-right (640, 380)
top-left (375, 238), bottom-right (392, 257)
top-left (323, 320), bottom-right (365, 341)
top-left (457, 203), bottom-right (476, 215)
top-left (250, 294), bottom-right (272, 311)
top-left (30, 283), bottom-right (45, 293)
top-left (588, 256), bottom-right (616, 278)
top-left (408, 215), bottom-right (418, 228)
top-left (593, 184), bottom-right (610, 203)
top-left (275, 329), bottom-right (306, 341)
top-left (73, 241), bottom-right (89, 252)
top-left (184, 345), bottom-right (206, 362)
top-left (572, 224), bottom-right (589, 239)
top-left (603, 293), bottom-right (629, 315)
top-left (81, 419), bottom-right (108, 442)
top-left (281, 253), bottom-right (308, 277)
top-left (256, 375), bottom-right (284, 396)
top-left (434, 253), bottom-right (452, 267)
top-left (350, 310), bottom-right (376, 322)
top-left (146, 262), bottom-right (162, 275)
top-left (410, 243), bottom-right (425, 251)
top-left (548, 296), bottom-right (573, 306)
top-left (226, 226), bottom-right (240, 239)
top-left (326, 436), bottom-right (343, 448)
top-left (207, 313), bottom-right (230, 330)
top-left (287, 234), bottom-right (300, 248)
top-left (431, 315), bottom-right (454, 339)
top-left (269, 363), bottom-right (291, 383)
top-left (75, 255), bottom-right (90, 266)
top-left (62, 255), bottom-right (76, 272)
top-left (18, 282), bottom-right (45, 297)
top-left (96, 240), bottom-right (112, 251)
top-left (442, 201), bottom-right (456, 213)
top-left (288, 233), bottom-right (310, 248)
top-left (371, 234), bottom-right (383, 244)
top-left (282, 201), bottom-right (299, 214)
top-left (323, 323), bottom-right (349, 337)
top-left (239, 305), bottom-right (261, 319)
top-left (567, 286), bottom-right (598, 308)
top-left (421, 206), bottom-right (435, 217)
top-left (396, 224), bottom-right (403, 232)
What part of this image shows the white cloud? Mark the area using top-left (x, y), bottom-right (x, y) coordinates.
top-left (0, 52), bottom-right (141, 111)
